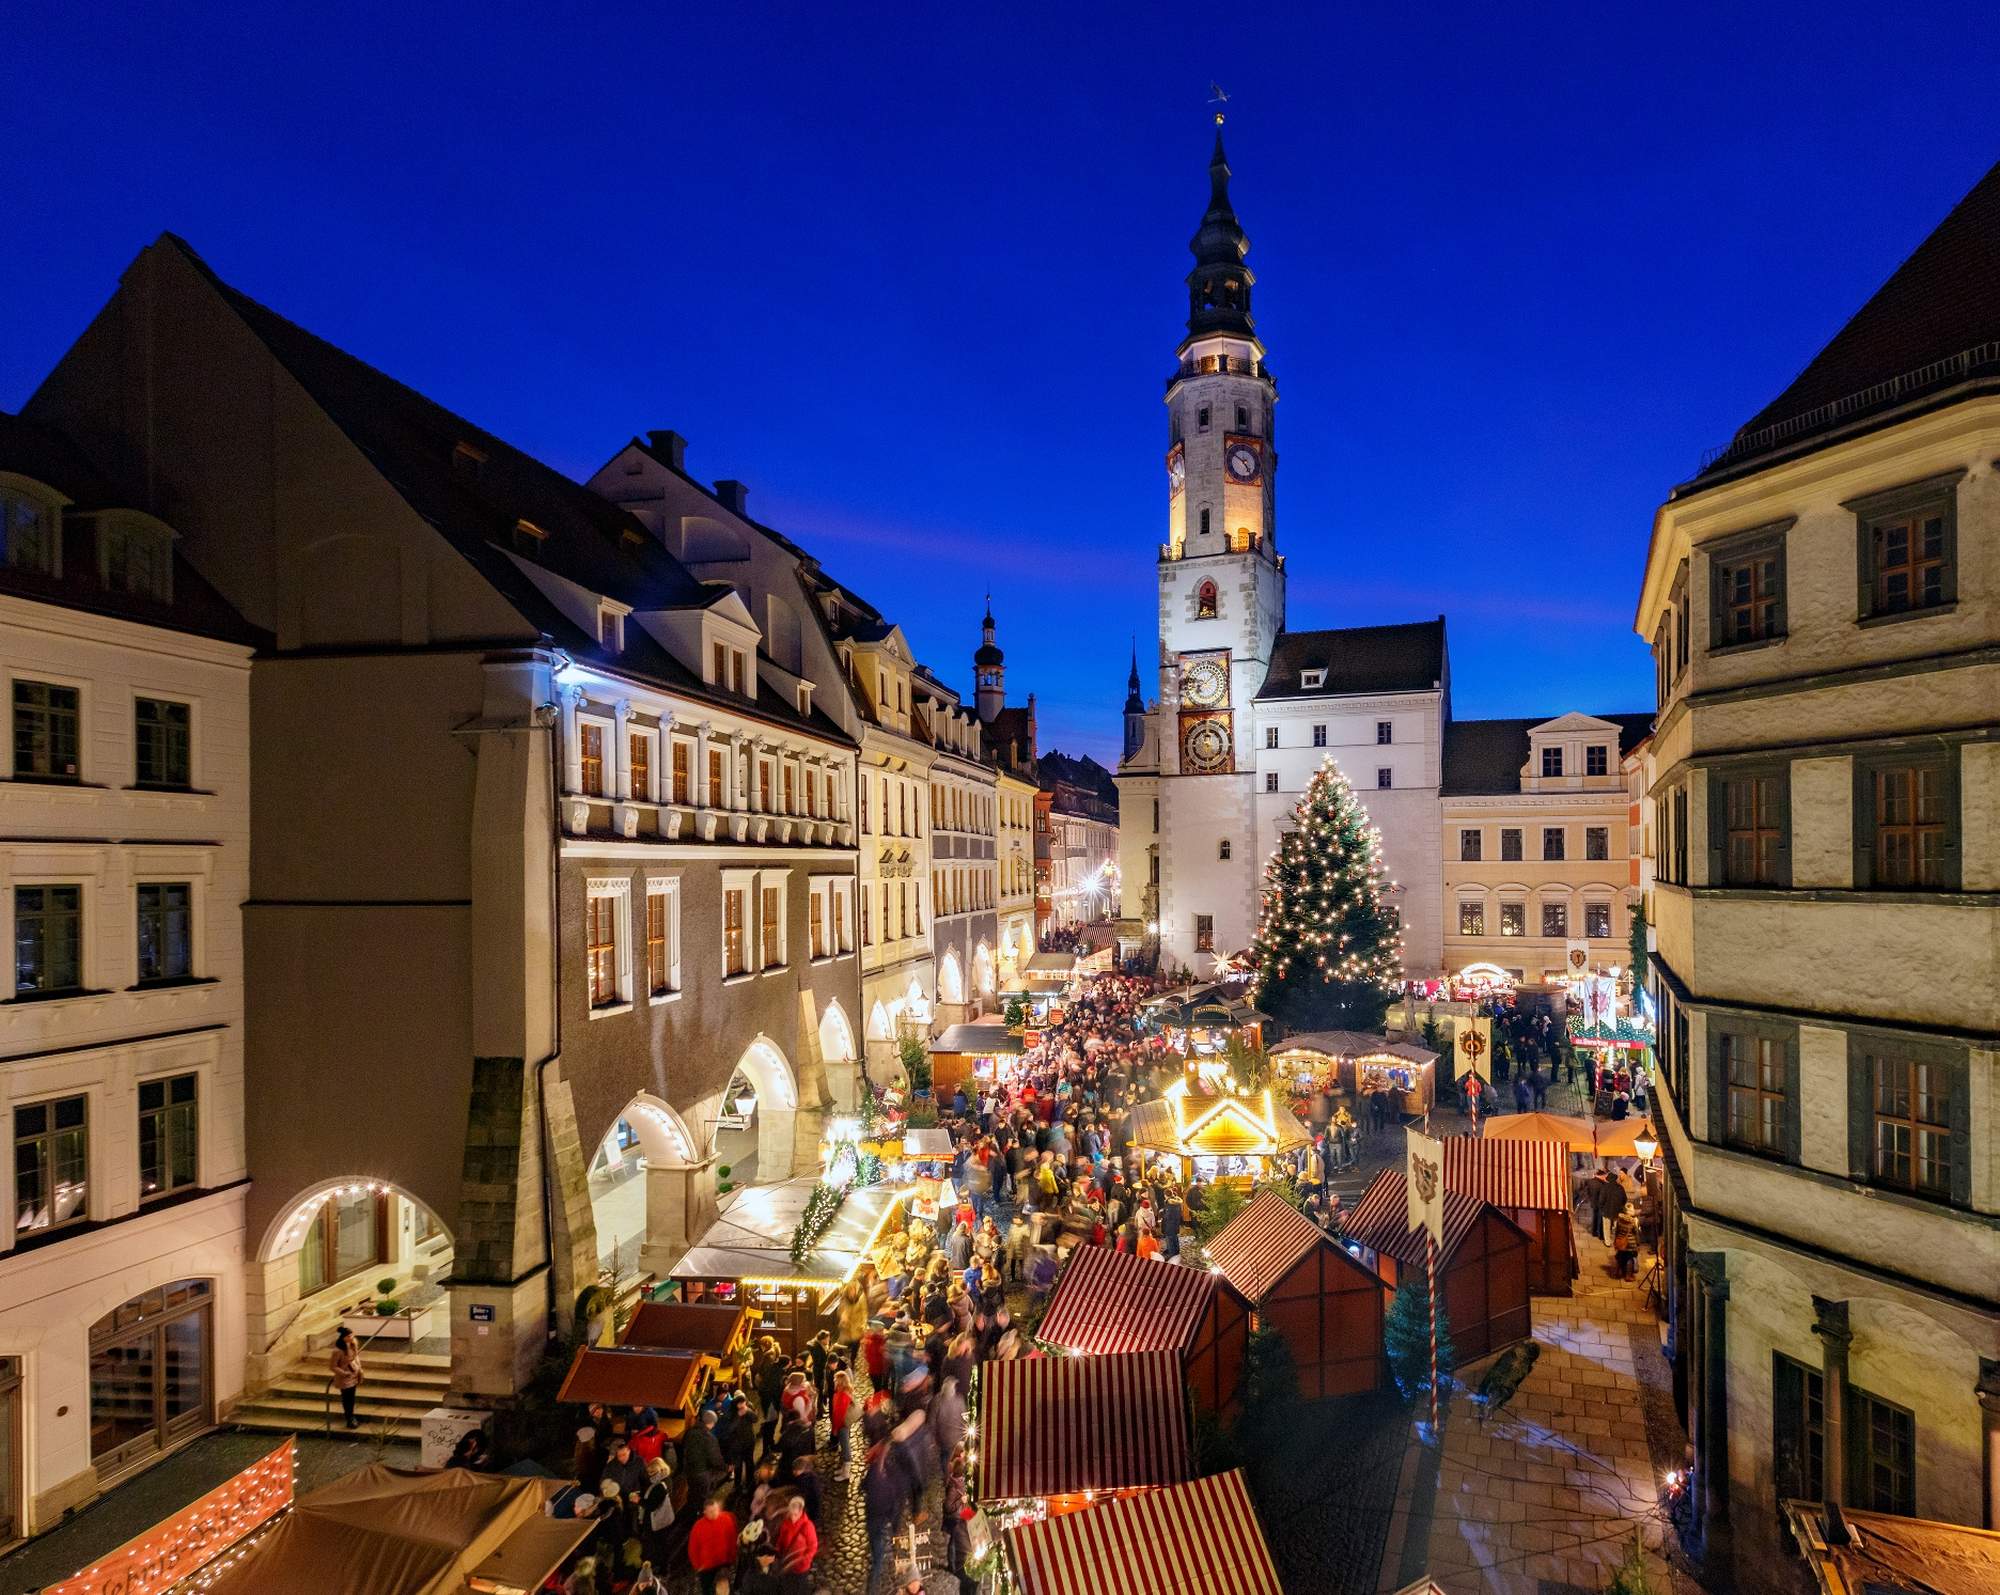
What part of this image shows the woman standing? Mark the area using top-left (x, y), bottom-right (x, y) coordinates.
top-left (329, 1326), bottom-right (363, 1429)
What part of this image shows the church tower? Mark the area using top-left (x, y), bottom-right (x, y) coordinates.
top-left (973, 597), bottom-right (1005, 724)
top-left (1151, 120), bottom-right (1286, 968)
top-left (1122, 643), bottom-right (1147, 761)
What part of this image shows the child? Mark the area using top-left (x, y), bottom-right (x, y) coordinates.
top-left (830, 1365), bottom-right (855, 1480)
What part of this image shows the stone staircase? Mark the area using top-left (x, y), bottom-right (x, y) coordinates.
top-left (229, 1347), bottom-right (453, 1437)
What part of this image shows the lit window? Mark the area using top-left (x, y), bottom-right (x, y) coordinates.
top-left (631, 733), bottom-right (654, 802)
top-left (586, 887), bottom-right (625, 1009)
top-left (1499, 902), bottom-right (1524, 937)
top-left (1458, 901), bottom-right (1484, 936)
top-left (1541, 901), bottom-right (1568, 937)
top-left (597, 606), bottom-right (624, 652)
top-left (579, 722), bottom-right (606, 796)
top-left (14, 1095), bottom-right (88, 1232)
top-left (645, 880), bottom-right (678, 996)
top-left (138, 1074), bottom-right (199, 1199)
top-left (723, 886), bottom-right (749, 976)
top-left (1196, 581), bottom-right (1218, 619)
top-left (1585, 902), bottom-right (1611, 939)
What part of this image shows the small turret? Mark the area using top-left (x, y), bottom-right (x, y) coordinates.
top-left (974, 597), bottom-right (1006, 723)
top-left (1123, 640), bottom-right (1148, 760)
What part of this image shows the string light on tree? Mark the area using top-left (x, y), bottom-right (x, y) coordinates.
top-left (1249, 755), bottom-right (1403, 1030)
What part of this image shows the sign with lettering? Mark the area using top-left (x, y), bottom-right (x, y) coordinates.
top-left (46, 1438), bottom-right (293, 1595)
top-left (469, 1303), bottom-right (496, 1323)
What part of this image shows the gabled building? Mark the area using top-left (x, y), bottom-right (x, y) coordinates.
top-left (971, 604), bottom-right (1039, 985)
top-left (1037, 750), bottom-right (1120, 932)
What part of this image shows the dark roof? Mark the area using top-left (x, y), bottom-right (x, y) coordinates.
top-left (0, 411), bottom-right (265, 647)
top-left (1037, 749), bottom-right (1118, 809)
top-left (984, 705), bottom-right (1037, 776)
top-left (1441, 713), bottom-right (1652, 796)
top-left (161, 238), bottom-right (844, 742)
top-left (1254, 619), bottom-right (1446, 701)
top-left (1694, 159), bottom-right (2000, 484)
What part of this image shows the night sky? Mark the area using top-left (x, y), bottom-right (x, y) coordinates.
top-left (7, 5), bottom-right (1998, 763)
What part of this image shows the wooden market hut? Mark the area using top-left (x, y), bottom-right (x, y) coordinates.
top-left (1035, 1243), bottom-right (1251, 1415)
top-left (1124, 1082), bottom-right (1313, 1186)
top-left (555, 1345), bottom-right (707, 1441)
top-left (977, 1349), bottom-right (1191, 1509)
top-left (1442, 1135), bottom-right (1576, 1296)
top-left (1004, 1468), bottom-right (1283, 1595)
top-left (1344, 1169), bottom-right (1532, 1362)
top-left (1267, 1031), bottom-right (1438, 1117)
top-left (926, 1020), bottom-right (1026, 1101)
top-left (621, 1300), bottom-right (752, 1358)
top-left (1203, 1189), bottom-right (1386, 1398)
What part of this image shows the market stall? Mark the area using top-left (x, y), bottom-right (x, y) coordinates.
top-left (1124, 1079), bottom-right (1312, 1186)
top-left (977, 1349), bottom-right (1191, 1515)
top-left (621, 1299), bottom-right (752, 1359)
top-left (1481, 1110), bottom-right (1647, 1159)
top-left (1021, 950), bottom-right (1078, 992)
top-left (1268, 1031), bottom-right (1437, 1118)
top-left (556, 1345), bottom-right (706, 1440)
top-left (667, 1175), bottom-right (910, 1354)
top-left (1035, 1243), bottom-right (1250, 1416)
top-left (1203, 1189), bottom-right (1386, 1398)
top-left (927, 1020), bottom-right (1026, 1101)
top-left (202, 1465), bottom-right (593, 1595)
top-left (1441, 1136), bottom-right (1575, 1297)
top-left (1142, 984), bottom-right (1269, 1062)
top-left (1345, 1170), bottom-right (1532, 1362)
top-left (1003, 1468), bottom-right (1283, 1595)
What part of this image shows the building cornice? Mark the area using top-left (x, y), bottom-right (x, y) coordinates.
top-left (0, 593), bottom-right (256, 670)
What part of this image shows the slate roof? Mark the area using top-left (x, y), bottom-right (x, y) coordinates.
top-left (160, 237), bottom-right (847, 742)
top-left (1037, 749), bottom-right (1118, 806)
top-left (0, 411), bottom-right (265, 647)
top-left (984, 705), bottom-right (1037, 775)
top-left (1254, 618), bottom-right (1447, 701)
top-left (1440, 713), bottom-right (1652, 796)
top-left (1695, 159), bottom-right (2000, 484)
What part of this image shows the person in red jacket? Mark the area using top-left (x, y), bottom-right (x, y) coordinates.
top-left (829, 1366), bottom-right (855, 1480)
top-left (684, 1493), bottom-right (738, 1595)
top-left (773, 1492), bottom-right (819, 1577)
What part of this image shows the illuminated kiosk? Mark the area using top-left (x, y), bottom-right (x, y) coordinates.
top-left (1124, 1078), bottom-right (1311, 1185)
top-left (667, 1175), bottom-right (910, 1354)
top-left (1142, 982), bottom-right (1269, 1071)
top-left (927, 1018), bottom-right (1027, 1101)
top-left (555, 1300), bottom-right (756, 1442)
top-left (1267, 1030), bottom-right (1437, 1117)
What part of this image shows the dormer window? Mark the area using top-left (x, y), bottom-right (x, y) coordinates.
top-left (1541, 746), bottom-right (1564, 778)
top-left (101, 517), bottom-right (174, 602)
top-left (797, 682), bottom-right (813, 717)
top-left (511, 518), bottom-right (548, 561)
top-left (2, 485), bottom-right (59, 578)
top-left (1300, 668), bottom-right (1326, 689)
top-left (452, 441), bottom-right (487, 478)
top-left (596, 603), bottom-right (626, 653)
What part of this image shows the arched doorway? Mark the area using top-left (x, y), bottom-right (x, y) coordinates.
top-left (867, 1000), bottom-right (894, 1043)
top-left (973, 941), bottom-right (994, 997)
top-left (819, 1000), bottom-right (856, 1070)
top-left (715, 1036), bottom-right (801, 1186)
top-left (938, 949), bottom-right (965, 1005)
top-left (588, 1096), bottom-right (701, 1281)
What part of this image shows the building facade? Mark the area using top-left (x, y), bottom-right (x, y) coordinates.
top-left (972, 606), bottom-right (1042, 983)
top-left (1440, 713), bottom-right (1652, 986)
top-left (0, 416), bottom-right (256, 1537)
top-left (1635, 166), bottom-right (2000, 1574)
top-left (918, 670), bottom-right (998, 1026)
top-left (1037, 752), bottom-right (1120, 931)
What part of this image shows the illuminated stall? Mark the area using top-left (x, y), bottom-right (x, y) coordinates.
top-left (1142, 984), bottom-right (1270, 1070)
top-left (1267, 1031), bottom-right (1437, 1117)
top-left (926, 1020), bottom-right (1026, 1102)
top-left (1124, 1079), bottom-right (1311, 1186)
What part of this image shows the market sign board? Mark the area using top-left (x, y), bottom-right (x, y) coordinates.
top-left (46, 1438), bottom-right (294, 1595)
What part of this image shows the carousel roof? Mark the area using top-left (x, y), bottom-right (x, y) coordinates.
top-left (1126, 1086), bottom-right (1312, 1158)
top-left (1271, 1030), bottom-right (1437, 1065)
top-left (668, 1175), bottom-right (906, 1285)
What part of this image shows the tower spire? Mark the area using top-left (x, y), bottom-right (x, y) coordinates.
top-left (1187, 114), bottom-right (1254, 340)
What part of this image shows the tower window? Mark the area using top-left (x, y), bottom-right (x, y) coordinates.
top-left (1377, 768), bottom-right (1392, 789)
top-left (1312, 725), bottom-right (1326, 748)
top-left (1264, 772), bottom-right (1278, 792)
top-left (1196, 580), bottom-right (1218, 619)
top-left (1219, 840), bottom-right (1231, 860)
top-left (1199, 508), bottom-right (1211, 537)
top-left (1196, 407), bottom-right (1211, 433)
top-left (1264, 727), bottom-right (1278, 749)
top-left (1377, 721), bottom-right (1393, 745)
top-left (1235, 406), bottom-right (1248, 431)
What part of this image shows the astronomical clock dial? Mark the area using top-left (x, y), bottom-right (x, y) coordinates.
top-left (1166, 444), bottom-right (1186, 497)
top-left (1179, 653), bottom-right (1229, 709)
top-left (1182, 715), bottom-right (1233, 774)
top-left (1225, 441), bottom-right (1260, 482)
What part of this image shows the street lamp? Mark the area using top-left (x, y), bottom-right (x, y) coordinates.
top-left (1633, 1119), bottom-right (1659, 1163)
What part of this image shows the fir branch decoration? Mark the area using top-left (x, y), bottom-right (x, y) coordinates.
top-left (788, 1179), bottom-right (850, 1269)
top-left (1249, 755), bottom-right (1405, 1032)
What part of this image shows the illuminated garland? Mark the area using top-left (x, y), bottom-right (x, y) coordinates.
top-left (788, 1178), bottom-right (850, 1269)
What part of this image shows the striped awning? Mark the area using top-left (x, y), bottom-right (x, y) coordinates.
top-left (978, 1350), bottom-right (1191, 1502)
top-left (1037, 1245), bottom-right (1225, 1356)
top-left (1344, 1168), bottom-right (1488, 1267)
top-left (1202, 1189), bottom-right (1330, 1302)
top-left (1005, 1468), bottom-right (1282, 1595)
top-left (1442, 1135), bottom-right (1571, 1212)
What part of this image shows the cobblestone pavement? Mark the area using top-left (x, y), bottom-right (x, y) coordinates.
top-left (0, 1428), bottom-right (419, 1592)
top-left (1396, 1229), bottom-right (1698, 1594)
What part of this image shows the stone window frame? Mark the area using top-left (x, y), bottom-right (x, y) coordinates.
top-left (1707, 760), bottom-right (1793, 888)
top-left (1845, 1027), bottom-right (1971, 1209)
top-left (1542, 826), bottom-right (1565, 862)
top-left (1264, 726), bottom-right (1278, 749)
top-left (585, 876), bottom-right (634, 1016)
top-left (1583, 899), bottom-right (1612, 939)
top-left (1499, 827), bottom-right (1523, 863)
top-left (1497, 899), bottom-right (1526, 938)
top-left (1705, 517), bottom-right (1792, 652)
top-left (1457, 897), bottom-right (1485, 937)
top-left (1264, 772), bottom-right (1278, 792)
top-left (1584, 825), bottom-right (1610, 862)
top-left (1705, 1012), bottom-right (1800, 1164)
top-left (1459, 828), bottom-right (1481, 862)
top-left (644, 876), bottom-right (681, 997)
top-left (1843, 468), bottom-right (1963, 625)
top-left (1851, 742), bottom-right (1961, 891)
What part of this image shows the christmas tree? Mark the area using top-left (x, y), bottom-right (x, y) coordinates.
top-left (1384, 1264), bottom-right (1456, 1403)
top-left (1249, 756), bottom-right (1404, 1031)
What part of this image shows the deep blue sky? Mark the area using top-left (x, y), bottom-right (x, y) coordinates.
top-left (7, 5), bottom-right (1998, 763)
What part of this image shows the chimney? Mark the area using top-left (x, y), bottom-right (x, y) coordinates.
top-left (714, 479), bottom-right (749, 517)
top-left (646, 430), bottom-right (688, 471)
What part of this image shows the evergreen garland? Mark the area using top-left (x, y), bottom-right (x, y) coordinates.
top-left (1249, 755), bottom-right (1404, 1032)
top-left (788, 1179), bottom-right (850, 1269)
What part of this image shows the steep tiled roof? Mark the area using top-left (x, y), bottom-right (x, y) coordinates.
top-left (1255, 619), bottom-right (1446, 701)
top-left (1038, 749), bottom-right (1118, 811)
top-left (1695, 160), bottom-right (2000, 483)
top-left (1440, 713), bottom-right (1652, 796)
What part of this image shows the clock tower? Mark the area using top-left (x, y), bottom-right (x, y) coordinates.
top-left (1153, 120), bottom-right (1287, 967)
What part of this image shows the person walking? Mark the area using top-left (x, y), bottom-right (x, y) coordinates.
top-left (684, 1494), bottom-right (738, 1595)
top-left (329, 1326), bottom-right (363, 1429)
top-left (682, 1407), bottom-right (726, 1506)
top-left (1531, 1066), bottom-right (1549, 1111)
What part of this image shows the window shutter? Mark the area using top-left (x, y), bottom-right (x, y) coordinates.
top-left (1855, 517), bottom-right (1874, 621)
top-left (1842, 1386), bottom-right (1867, 1508)
top-left (1772, 1355), bottom-right (1806, 1501)
top-left (1851, 763), bottom-right (1874, 890)
top-left (1705, 774), bottom-right (1727, 887)
top-left (1845, 1035), bottom-right (1872, 1182)
top-left (1706, 1027), bottom-right (1727, 1144)
top-left (1773, 767), bottom-right (1793, 888)
top-left (1938, 747), bottom-right (1962, 891)
top-left (1949, 1048), bottom-right (1973, 1209)
top-left (1782, 1026), bottom-right (1802, 1166)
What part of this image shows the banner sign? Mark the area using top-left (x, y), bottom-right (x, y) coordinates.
top-left (1565, 939), bottom-right (1591, 979)
top-left (1455, 1016), bottom-right (1492, 1082)
top-left (1405, 1127), bottom-right (1445, 1245)
top-left (47, 1438), bottom-right (294, 1595)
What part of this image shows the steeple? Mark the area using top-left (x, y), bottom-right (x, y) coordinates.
top-left (1122, 639), bottom-right (1148, 762)
top-left (1186, 125), bottom-right (1255, 340)
top-left (973, 598), bottom-right (1006, 723)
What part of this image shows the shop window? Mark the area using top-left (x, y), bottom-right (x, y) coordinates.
top-left (12, 680), bottom-right (80, 781)
top-left (136, 882), bottom-right (193, 983)
top-left (299, 1190), bottom-right (386, 1296)
top-left (138, 1074), bottom-right (199, 1199)
top-left (1500, 828), bottom-right (1522, 863)
top-left (1458, 901), bottom-right (1484, 937)
top-left (134, 698), bottom-right (192, 788)
top-left (14, 1095), bottom-right (88, 1233)
top-left (89, 1280), bottom-right (212, 1477)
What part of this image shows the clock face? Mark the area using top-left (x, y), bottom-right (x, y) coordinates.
top-left (1226, 443), bottom-right (1259, 481)
top-left (1180, 653), bottom-right (1229, 709)
top-left (1182, 715), bottom-right (1232, 774)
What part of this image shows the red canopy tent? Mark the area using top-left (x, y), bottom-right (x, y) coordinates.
top-left (1035, 1244), bottom-right (1250, 1414)
top-left (977, 1350), bottom-right (1191, 1507)
top-left (1004, 1467), bottom-right (1282, 1595)
top-left (1346, 1169), bottom-right (1532, 1362)
top-left (1203, 1189), bottom-right (1385, 1397)
top-left (1441, 1136), bottom-right (1575, 1296)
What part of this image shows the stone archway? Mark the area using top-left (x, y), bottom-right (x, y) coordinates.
top-left (973, 941), bottom-right (995, 997)
top-left (731, 1035), bottom-right (803, 1181)
top-left (589, 1094), bottom-right (709, 1279)
top-left (938, 948), bottom-right (965, 1005)
top-left (867, 1000), bottom-right (894, 1042)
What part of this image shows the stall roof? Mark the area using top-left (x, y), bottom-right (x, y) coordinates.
top-left (978, 1350), bottom-right (1190, 1502)
top-left (668, 1176), bottom-right (905, 1285)
top-left (929, 1022), bottom-right (1024, 1055)
top-left (621, 1300), bottom-right (751, 1355)
top-left (1783, 1500), bottom-right (2000, 1595)
top-left (1346, 1169), bottom-right (1500, 1267)
top-left (1442, 1136), bottom-right (1571, 1212)
top-left (1203, 1189), bottom-right (1357, 1303)
top-left (1005, 1468), bottom-right (1282, 1595)
top-left (1024, 951), bottom-right (1077, 974)
top-left (1126, 1089), bottom-right (1312, 1158)
top-left (1037, 1244), bottom-right (1238, 1356)
top-left (901, 1126), bottom-right (956, 1159)
top-left (202, 1465), bottom-right (589, 1595)
top-left (1481, 1111), bottom-right (1646, 1157)
top-left (556, 1346), bottom-right (704, 1412)
top-left (1271, 1030), bottom-right (1436, 1065)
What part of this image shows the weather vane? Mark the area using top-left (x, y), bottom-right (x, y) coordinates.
top-left (1208, 82), bottom-right (1229, 126)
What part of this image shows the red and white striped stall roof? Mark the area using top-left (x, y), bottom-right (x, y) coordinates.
top-left (1036, 1243), bottom-right (1228, 1356)
top-left (1442, 1134), bottom-right (1571, 1212)
top-left (1202, 1188), bottom-right (1331, 1302)
top-left (1345, 1169), bottom-right (1488, 1267)
top-left (1005, 1467), bottom-right (1283, 1595)
top-left (977, 1350), bottom-right (1191, 1502)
